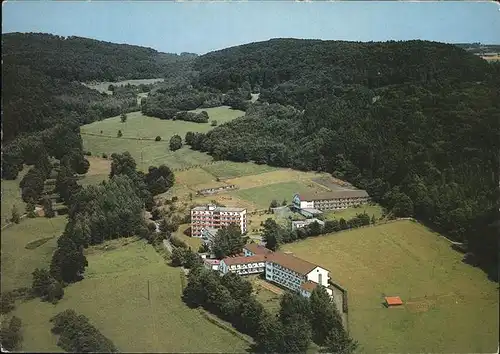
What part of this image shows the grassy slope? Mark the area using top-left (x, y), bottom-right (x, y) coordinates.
top-left (233, 181), bottom-right (318, 209)
top-left (202, 161), bottom-right (278, 179)
top-left (1, 168), bottom-right (28, 226)
top-left (81, 107), bottom-right (244, 171)
top-left (322, 204), bottom-right (385, 221)
top-left (1, 217), bottom-right (67, 292)
top-left (13, 238), bottom-right (249, 353)
top-left (282, 220), bottom-right (499, 353)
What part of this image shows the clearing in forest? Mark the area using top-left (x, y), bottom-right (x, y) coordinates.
top-left (282, 220), bottom-right (499, 354)
top-left (81, 107), bottom-right (244, 171)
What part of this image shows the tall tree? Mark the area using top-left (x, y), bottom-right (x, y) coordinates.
top-left (50, 235), bottom-right (88, 283)
top-left (211, 224), bottom-right (246, 259)
top-left (169, 134), bottom-right (183, 151)
top-left (261, 218), bottom-right (283, 251)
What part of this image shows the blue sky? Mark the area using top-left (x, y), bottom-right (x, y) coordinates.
top-left (3, 1), bottom-right (500, 54)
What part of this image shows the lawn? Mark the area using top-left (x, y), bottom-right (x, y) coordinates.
top-left (233, 181), bottom-right (319, 210)
top-left (1, 216), bottom-right (67, 292)
top-left (175, 224), bottom-right (202, 250)
top-left (12, 238), bottom-right (249, 353)
top-left (81, 107), bottom-right (244, 171)
top-left (1, 167), bottom-right (28, 226)
top-left (78, 156), bottom-right (110, 186)
top-left (202, 161), bottom-right (278, 179)
top-left (322, 204), bottom-right (385, 221)
top-left (282, 220), bottom-right (499, 353)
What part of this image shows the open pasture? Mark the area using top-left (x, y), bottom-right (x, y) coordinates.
top-left (12, 238), bottom-right (249, 353)
top-left (233, 181), bottom-right (320, 210)
top-left (322, 204), bottom-right (385, 221)
top-left (202, 161), bottom-right (278, 180)
top-left (225, 169), bottom-right (329, 190)
top-left (1, 167), bottom-right (28, 226)
top-left (282, 220), bottom-right (499, 353)
top-left (78, 156), bottom-right (111, 186)
top-left (1, 216), bottom-right (67, 292)
top-left (81, 107), bottom-right (244, 171)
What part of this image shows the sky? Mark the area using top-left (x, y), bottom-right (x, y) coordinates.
top-left (2, 1), bottom-right (500, 54)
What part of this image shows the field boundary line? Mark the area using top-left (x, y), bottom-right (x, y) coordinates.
top-left (197, 308), bottom-right (254, 346)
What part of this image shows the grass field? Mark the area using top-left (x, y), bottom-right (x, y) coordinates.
top-left (81, 107), bottom-right (244, 171)
top-left (1, 217), bottom-right (67, 292)
top-left (322, 204), bottom-right (385, 221)
top-left (233, 181), bottom-right (318, 209)
top-left (1, 167), bottom-right (28, 226)
top-left (202, 161), bottom-right (278, 180)
top-left (12, 238), bottom-right (249, 353)
top-left (282, 220), bottom-right (499, 353)
top-left (78, 156), bottom-right (110, 186)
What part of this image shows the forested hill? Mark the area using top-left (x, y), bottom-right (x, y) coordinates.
top-left (189, 39), bottom-right (499, 278)
top-left (194, 38), bottom-right (491, 107)
top-left (2, 32), bottom-right (196, 82)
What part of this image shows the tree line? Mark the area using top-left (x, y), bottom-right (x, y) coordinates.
top-left (29, 152), bottom-right (175, 305)
top-left (261, 214), bottom-right (373, 251)
top-left (182, 264), bottom-right (356, 353)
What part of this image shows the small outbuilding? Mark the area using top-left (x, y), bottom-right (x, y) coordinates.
top-left (385, 296), bottom-right (403, 307)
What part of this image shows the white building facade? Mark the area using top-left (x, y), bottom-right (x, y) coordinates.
top-left (191, 204), bottom-right (247, 237)
top-left (219, 255), bottom-right (266, 276)
top-left (265, 252), bottom-right (331, 295)
top-left (293, 190), bottom-right (369, 211)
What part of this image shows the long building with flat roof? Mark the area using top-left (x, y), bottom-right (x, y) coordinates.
top-left (293, 189), bottom-right (369, 211)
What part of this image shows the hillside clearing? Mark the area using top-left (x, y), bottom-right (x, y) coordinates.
top-left (12, 238), bottom-right (249, 353)
top-left (81, 107), bottom-right (244, 171)
top-left (233, 181), bottom-right (319, 210)
top-left (282, 220), bottom-right (499, 353)
top-left (1, 217), bottom-right (67, 292)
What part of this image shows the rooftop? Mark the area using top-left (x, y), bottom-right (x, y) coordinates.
top-left (222, 254), bottom-right (267, 266)
top-left (267, 251), bottom-right (319, 275)
top-left (192, 205), bottom-right (246, 212)
top-left (385, 296), bottom-right (403, 306)
top-left (244, 243), bottom-right (273, 255)
top-left (300, 280), bottom-right (319, 293)
top-left (297, 189), bottom-right (369, 201)
top-left (204, 259), bottom-right (221, 265)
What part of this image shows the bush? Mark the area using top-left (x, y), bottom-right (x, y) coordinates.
top-left (0, 316), bottom-right (23, 351)
top-left (0, 293), bottom-right (15, 314)
top-left (155, 136), bottom-right (162, 141)
top-left (84, 151), bottom-right (92, 156)
top-left (50, 310), bottom-right (117, 352)
top-left (211, 120), bottom-right (218, 126)
top-left (102, 153), bottom-right (108, 159)
top-left (117, 130), bottom-right (123, 138)
top-left (10, 205), bottom-right (21, 224)
top-left (31, 268), bottom-right (65, 303)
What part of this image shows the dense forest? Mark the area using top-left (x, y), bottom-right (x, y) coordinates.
top-left (2, 33), bottom-right (195, 177)
top-left (187, 39), bottom-right (499, 277)
top-left (2, 32), bottom-right (196, 82)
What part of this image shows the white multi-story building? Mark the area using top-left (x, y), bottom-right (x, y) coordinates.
top-left (292, 190), bottom-right (369, 211)
top-left (191, 204), bottom-right (247, 237)
top-left (219, 254), bottom-right (266, 276)
top-left (203, 258), bottom-right (220, 271)
top-left (265, 251), bottom-right (333, 296)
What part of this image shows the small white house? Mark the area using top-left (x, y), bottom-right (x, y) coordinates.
top-left (291, 218), bottom-right (325, 231)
